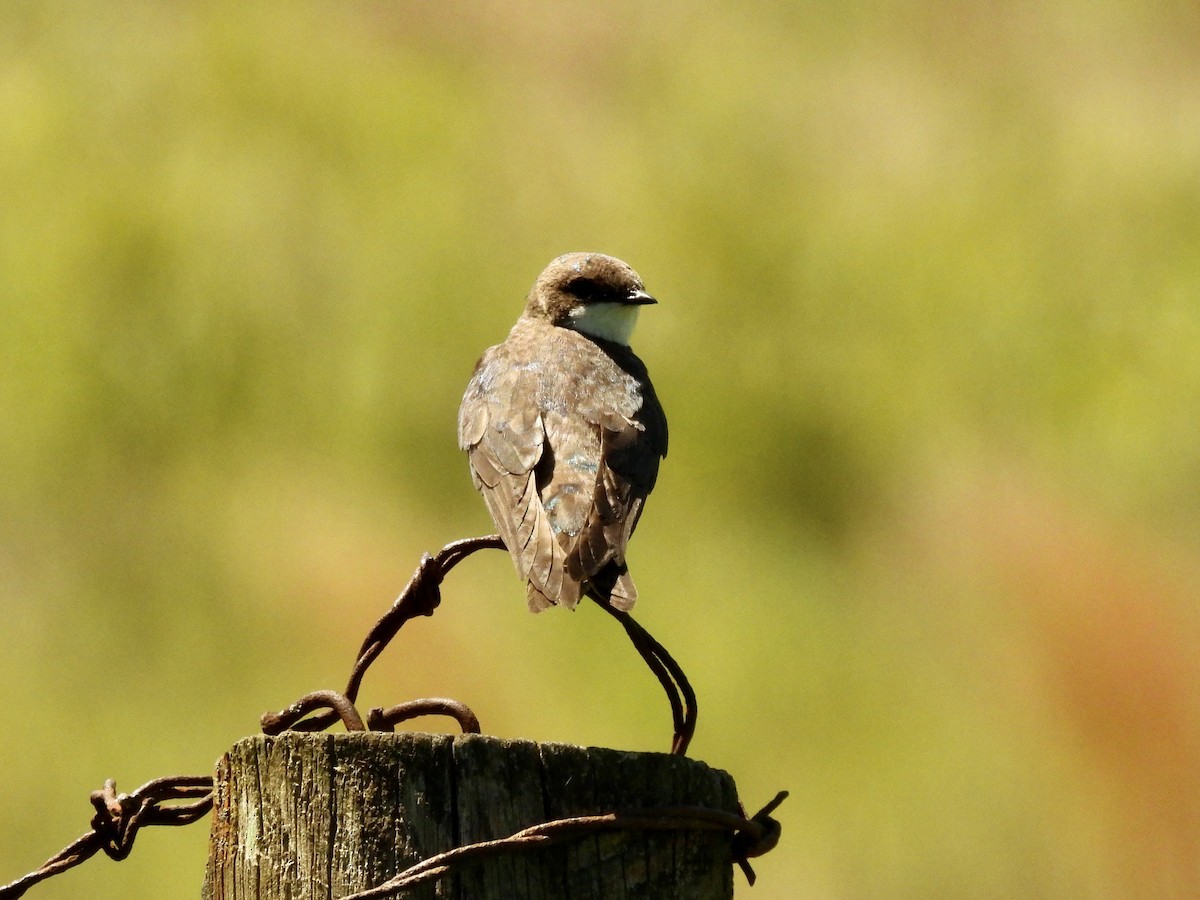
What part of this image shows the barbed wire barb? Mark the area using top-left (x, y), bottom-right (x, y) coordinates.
top-left (0, 776), bottom-right (213, 899)
top-left (1, 534), bottom-right (774, 897)
top-left (338, 792), bottom-right (789, 899)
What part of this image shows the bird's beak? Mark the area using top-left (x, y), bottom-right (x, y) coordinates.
top-left (625, 289), bottom-right (657, 306)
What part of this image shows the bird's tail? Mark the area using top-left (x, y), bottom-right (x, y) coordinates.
top-left (586, 562), bottom-right (637, 611)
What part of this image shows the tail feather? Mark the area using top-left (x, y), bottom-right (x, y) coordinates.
top-left (526, 583), bottom-right (556, 612)
top-left (585, 562), bottom-right (638, 611)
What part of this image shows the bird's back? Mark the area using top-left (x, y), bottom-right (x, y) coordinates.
top-left (459, 318), bottom-right (666, 611)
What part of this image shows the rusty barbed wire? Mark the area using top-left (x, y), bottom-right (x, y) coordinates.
top-left (0, 776), bottom-right (213, 899)
top-left (339, 791), bottom-right (790, 899)
top-left (261, 687), bottom-right (368, 733)
top-left (2, 779), bottom-right (785, 899)
top-left (2, 534), bottom-right (760, 897)
top-left (731, 790), bottom-right (788, 883)
top-left (260, 535), bottom-right (505, 734)
top-left (589, 594), bottom-right (697, 755)
top-left (263, 534), bottom-right (696, 756)
top-left (261, 691), bottom-right (483, 736)
top-left (367, 698), bottom-right (481, 734)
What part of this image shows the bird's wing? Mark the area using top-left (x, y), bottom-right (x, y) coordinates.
top-left (564, 344), bottom-right (668, 610)
top-left (459, 333), bottom-right (666, 613)
top-left (458, 349), bottom-right (578, 612)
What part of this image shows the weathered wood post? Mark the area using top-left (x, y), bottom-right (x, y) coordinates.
top-left (202, 732), bottom-right (740, 899)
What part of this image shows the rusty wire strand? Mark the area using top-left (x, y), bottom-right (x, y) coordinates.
top-left (263, 533), bottom-right (696, 756)
top-left (2, 535), bottom-right (747, 898)
top-left (261, 688), bottom-right (368, 733)
top-left (590, 596), bottom-right (697, 755)
top-left (263, 535), bottom-right (505, 733)
top-left (0, 776), bottom-right (214, 899)
top-left (731, 789), bottom-right (789, 883)
top-left (367, 698), bottom-right (481, 734)
top-left (339, 791), bottom-right (789, 899)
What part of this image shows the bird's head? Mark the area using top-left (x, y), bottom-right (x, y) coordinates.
top-left (523, 252), bottom-right (656, 346)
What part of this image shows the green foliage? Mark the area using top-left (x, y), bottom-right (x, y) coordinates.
top-left (3, 4), bottom-right (1199, 898)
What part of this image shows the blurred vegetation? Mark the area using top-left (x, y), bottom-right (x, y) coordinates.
top-left (2, 2), bottom-right (1199, 898)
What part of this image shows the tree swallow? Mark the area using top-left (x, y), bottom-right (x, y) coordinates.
top-left (458, 252), bottom-right (667, 612)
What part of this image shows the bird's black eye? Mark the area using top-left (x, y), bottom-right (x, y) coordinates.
top-left (564, 277), bottom-right (614, 304)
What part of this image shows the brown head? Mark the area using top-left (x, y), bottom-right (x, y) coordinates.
top-left (522, 252), bottom-right (656, 345)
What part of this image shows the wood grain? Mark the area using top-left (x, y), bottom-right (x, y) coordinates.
top-left (202, 732), bottom-right (738, 899)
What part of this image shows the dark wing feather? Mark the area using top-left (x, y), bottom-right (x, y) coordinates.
top-left (459, 338), bottom-right (581, 611)
top-left (459, 323), bottom-right (666, 612)
top-left (562, 339), bottom-right (667, 610)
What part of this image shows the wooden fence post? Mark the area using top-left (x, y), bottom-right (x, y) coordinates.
top-left (202, 732), bottom-right (740, 899)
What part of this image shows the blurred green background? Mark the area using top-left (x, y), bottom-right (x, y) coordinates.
top-left (3, 3), bottom-right (1199, 898)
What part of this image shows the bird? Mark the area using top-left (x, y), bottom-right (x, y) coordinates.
top-left (458, 252), bottom-right (668, 613)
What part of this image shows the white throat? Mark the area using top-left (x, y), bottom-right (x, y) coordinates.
top-left (566, 302), bottom-right (641, 345)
